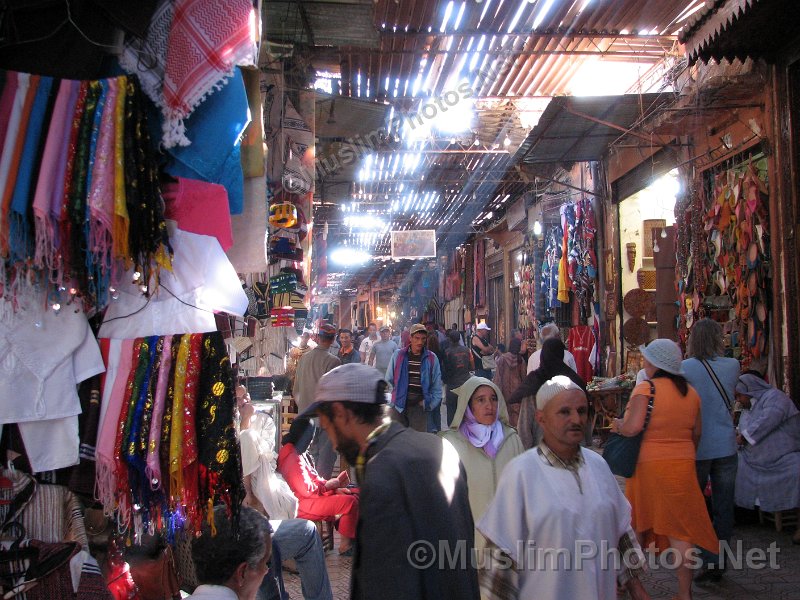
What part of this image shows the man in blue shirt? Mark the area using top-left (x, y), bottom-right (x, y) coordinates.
top-left (386, 323), bottom-right (443, 432)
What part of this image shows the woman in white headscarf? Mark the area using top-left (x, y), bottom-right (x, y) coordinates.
top-left (439, 376), bottom-right (524, 552)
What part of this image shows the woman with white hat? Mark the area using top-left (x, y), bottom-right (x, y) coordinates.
top-left (611, 339), bottom-right (718, 600)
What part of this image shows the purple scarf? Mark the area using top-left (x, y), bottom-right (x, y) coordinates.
top-left (459, 405), bottom-right (505, 458)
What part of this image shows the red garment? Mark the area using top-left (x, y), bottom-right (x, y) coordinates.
top-left (567, 325), bottom-right (595, 382)
top-left (277, 444), bottom-right (359, 538)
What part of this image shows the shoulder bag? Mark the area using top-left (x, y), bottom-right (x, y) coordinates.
top-left (700, 359), bottom-right (734, 418)
top-left (602, 380), bottom-right (655, 478)
top-left (472, 336), bottom-right (496, 371)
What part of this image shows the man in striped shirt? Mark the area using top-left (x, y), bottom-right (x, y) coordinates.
top-left (386, 323), bottom-right (443, 432)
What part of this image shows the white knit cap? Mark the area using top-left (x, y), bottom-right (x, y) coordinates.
top-left (536, 375), bottom-right (584, 410)
top-left (639, 339), bottom-right (684, 376)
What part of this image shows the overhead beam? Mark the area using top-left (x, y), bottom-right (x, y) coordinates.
top-left (377, 30), bottom-right (675, 44)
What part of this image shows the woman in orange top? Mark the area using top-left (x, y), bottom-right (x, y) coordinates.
top-left (611, 339), bottom-right (718, 600)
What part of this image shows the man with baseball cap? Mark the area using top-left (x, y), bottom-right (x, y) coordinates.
top-left (302, 363), bottom-right (479, 600)
top-left (479, 376), bottom-right (645, 600)
top-left (471, 322), bottom-right (496, 378)
top-left (385, 323), bottom-right (443, 432)
top-left (293, 322), bottom-right (341, 478)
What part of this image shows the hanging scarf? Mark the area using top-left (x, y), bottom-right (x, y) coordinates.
top-left (33, 79), bottom-right (76, 270)
top-left (112, 338), bottom-right (147, 524)
top-left (49, 80), bottom-right (81, 260)
top-left (1, 73), bottom-right (37, 259)
top-left (458, 405), bottom-right (505, 459)
top-left (112, 76), bottom-right (129, 264)
top-left (85, 78), bottom-right (116, 306)
top-left (196, 332), bottom-right (243, 534)
top-left (123, 76), bottom-right (171, 285)
top-left (8, 75), bottom-right (53, 265)
top-left (119, 0), bottom-right (174, 108)
top-left (159, 337), bottom-right (179, 502)
top-left (96, 338), bottom-right (135, 513)
top-left (168, 334), bottom-right (192, 498)
top-left (65, 80), bottom-right (101, 296)
top-left (161, 0), bottom-right (255, 147)
top-left (0, 71), bottom-right (18, 147)
top-left (125, 335), bottom-right (159, 522)
top-left (179, 334), bottom-right (202, 529)
top-left (146, 335), bottom-right (173, 490)
top-left (58, 81), bottom-right (89, 285)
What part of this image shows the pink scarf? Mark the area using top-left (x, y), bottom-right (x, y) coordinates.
top-left (87, 77), bottom-right (119, 268)
top-left (146, 335), bottom-right (173, 490)
top-left (32, 79), bottom-right (76, 270)
top-left (458, 405), bottom-right (505, 458)
top-left (95, 338), bottom-right (135, 513)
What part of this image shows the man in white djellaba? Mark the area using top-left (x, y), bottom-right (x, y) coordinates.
top-left (478, 376), bottom-right (647, 600)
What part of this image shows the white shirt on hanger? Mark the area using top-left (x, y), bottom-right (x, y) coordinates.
top-left (0, 305), bottom-right (105, 472)
top-left (99, 222), bottom-right (248, 339)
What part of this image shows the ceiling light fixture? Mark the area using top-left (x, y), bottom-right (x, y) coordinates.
top-left (503, 135), bottom-right (511, 146)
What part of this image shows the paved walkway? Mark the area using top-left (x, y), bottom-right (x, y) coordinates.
top-left (282, 516), bottom-right (798, 599)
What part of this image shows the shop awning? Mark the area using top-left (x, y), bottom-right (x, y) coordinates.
top-left (515, 94), bottom-right (671, 166)
top-left (678, 0), bottom-right (800, 65)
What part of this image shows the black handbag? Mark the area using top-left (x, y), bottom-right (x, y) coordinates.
top-left (603, 380), bottom-right (655, 478)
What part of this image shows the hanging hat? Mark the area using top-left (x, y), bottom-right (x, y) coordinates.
top-left (639, 339), bottom-right (684, 376)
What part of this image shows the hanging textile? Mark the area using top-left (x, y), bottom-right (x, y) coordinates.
top-left (160, 0), bottom-right (256, 147)
top-left (567, 324), bottom-right (595, 382)
top-left (541, 225), bottom-right (563, 311)
top-left (683, 155), bottom-right (772, 368)
top-left (95, 331), bottom-right (242, 539)
top-left (0, 70), bottom-right (171, 315)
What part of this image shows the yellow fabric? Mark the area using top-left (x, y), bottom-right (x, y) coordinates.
top-left (557, 251), bottom-right (570, 303)
top-left (170, 335), bottom-right (191, 496)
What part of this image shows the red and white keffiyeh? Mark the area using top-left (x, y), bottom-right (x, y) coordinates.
top-left (161, 0), bottom-right (256, 147)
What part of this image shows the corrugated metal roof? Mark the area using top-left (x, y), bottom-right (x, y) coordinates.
top-left (517, 93), bottom-right (672, 165)
top-left (262, 0), bottom-right (706, 284)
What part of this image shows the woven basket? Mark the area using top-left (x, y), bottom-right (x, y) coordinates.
top-left (246, 376), bottom-right (274, 401)
top-left (637, 268), bottom-right (656, 290)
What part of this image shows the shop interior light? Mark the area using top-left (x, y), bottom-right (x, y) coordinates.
top-left (533, 220), bottom-right (543, 236)
top-left (503, 135), bottom-right (511, 146)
